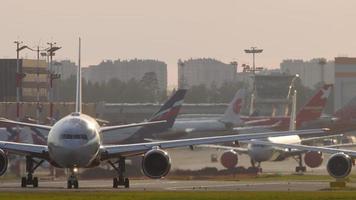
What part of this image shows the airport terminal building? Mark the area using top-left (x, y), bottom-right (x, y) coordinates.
top-left (0, 59), bottom-right (48, 102)
top-left (83, 59), bottom-right (168, 92)
top-left (178, 58), bottom-right (238, 89)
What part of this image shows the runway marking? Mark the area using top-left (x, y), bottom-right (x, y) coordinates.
top-left (165, 181), bottom-right (327, 191)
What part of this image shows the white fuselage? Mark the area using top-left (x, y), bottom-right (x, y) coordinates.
top-left (247, 135), bottom-right (301, 162)
top-left (47, 113), bottom-right (101, 168)
top-left (173, 119), bottom-right (227, 132)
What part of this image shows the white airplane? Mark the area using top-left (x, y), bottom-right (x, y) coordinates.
top-left (153, 88), bottom-right (272, 139)
top-left (244, 139), bottom-right (356, 181)
top-left (0, 39), bottom-right (326, 189)
top-left (200, 90), bottom-right (341, 172)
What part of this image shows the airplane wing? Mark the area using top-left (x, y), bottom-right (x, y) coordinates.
top-left (243, 118), bottom-right (276, 126)
top-left (100, 128), bottom-right (327, 159)
top-left (233, 121), bottom-right (282, 132)
top-left (100, 120), bottom-right (167, 133)
top-left (0, 118), bottom-right (52, 132)
top-left (0, 141), bottom-right (48, 158)
top-left (300, 134), bottom-right (343, 142)
top-left (196, 144), bottom-right (249, 154)
top-left (242, 140), bottom-right (356, 158)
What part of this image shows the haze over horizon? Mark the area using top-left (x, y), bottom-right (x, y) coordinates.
top-left (1, 0), bottom-right (356, 87)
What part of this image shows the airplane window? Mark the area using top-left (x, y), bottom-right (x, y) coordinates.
top-left (80, 135), bottom-right (88, 140)
top-left (62, 134), bottom-right (88, 140)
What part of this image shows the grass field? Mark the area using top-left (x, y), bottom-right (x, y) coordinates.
top-left (0, 191), bottom-right (356, 200)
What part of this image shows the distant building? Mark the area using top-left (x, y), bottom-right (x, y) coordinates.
top-left (83, 59), bottom-right (167, 92)
top-left (52, 60), bottom-right (77, 80)
top-left (0, 59), bottom-right (48, 102)
top-left (280, 58), bottom-right (334, 88)
top-left (334, 57), bottom-right (356, 111)
top-left (178, 58), bottom-right (237, 89)
top-left (254, 74), bottom-right (295, 115)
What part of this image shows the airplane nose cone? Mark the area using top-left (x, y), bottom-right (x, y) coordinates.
top-left (48, 141), bottom-right (99, 168)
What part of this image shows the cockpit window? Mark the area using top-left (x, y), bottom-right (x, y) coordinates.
top-left (62, 134), bottom-right (88, 140)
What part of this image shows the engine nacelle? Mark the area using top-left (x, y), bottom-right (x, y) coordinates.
top-left (327, 153), bottom-right (352, 179)
top-left (0, 150), bottom-right (8, 176)
top-left (220, 150), bottom-right (238, 169)
top-left (304, 151), bottom-right (323, 168)
top-left (142, 148), bottom-right (171, 179)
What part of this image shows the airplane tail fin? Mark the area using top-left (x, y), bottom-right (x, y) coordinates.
top-left (220, 88), bottom-right (245, 126)
top-left (75, 38), bottom-right (82, 113)
top-left (148, 89), bottom-right (187, 128)
top-left (333, 95), bottom-right (356, 121)
top-left (121, 89), bottom-right (187, 143)
top-left (296, 84), bottom-right (332, 127)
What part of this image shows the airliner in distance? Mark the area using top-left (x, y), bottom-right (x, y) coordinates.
top-left (0, 39), bottom-right (326, 189)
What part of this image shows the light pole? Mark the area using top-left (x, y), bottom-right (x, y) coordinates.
top-left (47, 42), bottom-right (61, 125)
top-left (318, 58), bottom-right (327, 84)
top-left (178, 60), bottom-right (186, 89)
top-left (244, 47), bottom-right (263, 75)
top-left (24, 46), bottom-right (48, 124)
top-left (14, 41), bottom-right (28, 121)
top-left (244, 47), bottom-right (263, 115)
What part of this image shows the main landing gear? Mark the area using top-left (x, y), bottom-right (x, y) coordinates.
top-left (248, 159), bottom-right (262, 173)
top-left (294, 154), bottom-right (307, 173)
top-left (67, 168), bottom-right (79, 189)
top-left (21, 156), bottom-right (44, 188)
top-left (108, 157), bottom-right (129, 188)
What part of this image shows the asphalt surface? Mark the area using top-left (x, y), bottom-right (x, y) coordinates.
top-left (2, 148), bottom-right (356, 192)
top-left (0, 179), bottom-right (346, 191)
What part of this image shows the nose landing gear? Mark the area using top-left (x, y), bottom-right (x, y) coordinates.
top-left (67, 168), bottom-right (79, 189)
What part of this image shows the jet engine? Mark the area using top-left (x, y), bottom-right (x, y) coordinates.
top-left (0, 150), bottom-right (8, 176)
top-left (220, 150), bottom-right (238, 169)
top-left (304, 151), bottom-right (323, 168)
top-left (326, 153), bottom-right (352, 179)
top-left (142, 148), bottom-right (171, 179)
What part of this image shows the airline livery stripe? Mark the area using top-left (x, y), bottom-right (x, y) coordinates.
top-left (152, 100), bottom-right (184, 119)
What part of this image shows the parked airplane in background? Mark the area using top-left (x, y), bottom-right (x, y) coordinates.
top-left (299, 95), bottom-right (356, 133)
top-left (153, 84), bottom-right (333, 141)
top-left (0, 39), bottom-right (327, 189)
top-left (242, 84), bottom-right (333, 131)
top-left (153, 88), bottom-right (251, 139)
top-left (201, 88), bottom-right (341, 172)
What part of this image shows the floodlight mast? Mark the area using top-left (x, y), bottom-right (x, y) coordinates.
top-left (47, 42), bottom-right (61, 125)
top-left (14, 41), bottom-right (28, 122)
top-left (244, 47), bottom-right (263, 75)
top-left (244, 47), bottom-right (263, 115)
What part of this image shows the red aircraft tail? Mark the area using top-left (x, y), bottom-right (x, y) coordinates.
top-left (296, 84), bottom-right (333, 127)
top-left (333, 95), bottom-right (356, 121)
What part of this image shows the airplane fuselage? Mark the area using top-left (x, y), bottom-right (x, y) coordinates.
top-left (174, 119), bottom-right (229, 131)
top-left (47, 113), bottom-right (101, 168)
top-left (247, 135), bottom-right (301, 162)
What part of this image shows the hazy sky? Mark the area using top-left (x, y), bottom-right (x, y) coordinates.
top-left (1, 0), bottom-right (356, 87)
